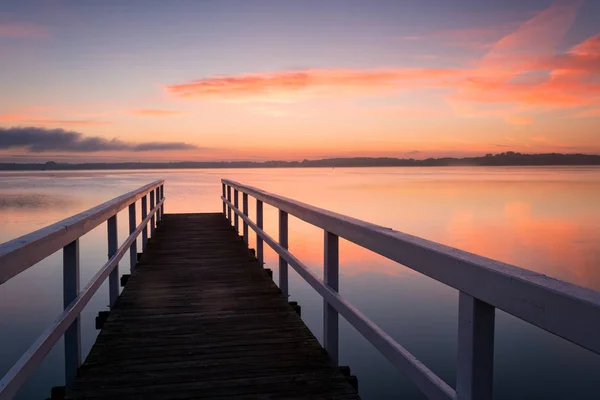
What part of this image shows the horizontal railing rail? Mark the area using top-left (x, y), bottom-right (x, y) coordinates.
top-left (0, 180), bottom-right (165, 400)
top-left (221, 178), bottom-right (600, 400)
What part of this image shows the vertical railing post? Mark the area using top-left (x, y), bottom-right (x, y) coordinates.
top-left (324, 231), bottom-right (339, 364)
top-left (257, 200), bottom-right (264, 265)
top-left (234, 189), bottom-right (239, 233)
top-left (107, 215), bottom-right (119, 308)
top-left (141, 195), bottom-right (148, 250)
top-left (456, 292), bottom-right (495, 400)
top-left (129, 202), bottom-right (137, 272)
top-left (227, 185), bottom-right (232, 225)
top-left (222, 182), bottom-right (226, 215)
top-left (160, 184), bottom-right (164, 219)
top-left (63, 239), bottom-right (81, 387)
top-left (242, 193), bottom-right (249, 244)
top-left (155, 187), bottom-right (160, 222)
top-left (279, 210), bottom-right (288, 297)
top-left (150, 189), bottom-right (155, 235)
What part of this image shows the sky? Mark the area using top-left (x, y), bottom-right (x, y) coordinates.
top-left (0, 0), bottom-right (599, 162)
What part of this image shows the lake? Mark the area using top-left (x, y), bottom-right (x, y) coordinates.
top-left (1, 167), bottom-right (600, 399)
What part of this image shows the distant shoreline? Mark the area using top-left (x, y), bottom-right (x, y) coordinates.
top-left (1, 152), bottom-right (600, 171)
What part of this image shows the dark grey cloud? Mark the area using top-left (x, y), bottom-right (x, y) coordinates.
top-left (0, 127), bottom-right (198, 153)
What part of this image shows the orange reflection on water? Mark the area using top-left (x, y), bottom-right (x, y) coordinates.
top-left (443, 200), bottom-right (600, 289)
top-left (246, 169), bottom-right (600, 290)
top-left (1, 167), bottom-right (599, 291)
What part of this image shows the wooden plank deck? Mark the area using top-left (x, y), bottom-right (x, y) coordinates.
top-left (69, 213), bottom-right (360, 400)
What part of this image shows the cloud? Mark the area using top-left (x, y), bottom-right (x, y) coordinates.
top-left (426, 26), bottom-right (516, 50)
top-left (128, 109), bottom-right (185, 116)
top-left (0, 127), bottom-right (198, 153)
top-left (0, 115), bottom-right (25, 122)
top-left (575, 108), bottom-right (600, 118)
top-left (28, 119), bottom-right (111, 126)
top-left (163, 1), bottom-right (598, 121)
top-left (448, 0), bottom-right (598, 113)
top-left (505, 115), bottom-right (534, 125)
top-left (479, 0), bottom-right (583, 68)
top-left (0, 115), bottom-right (112, 125)
top-left (164, 68), bottom-right (459, 103)
top-left (0, 22), bottom-right (49, 38)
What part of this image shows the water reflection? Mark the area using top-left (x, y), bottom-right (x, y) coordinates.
top-left (1, 167), bottom-right (599, 399)
top-left (0, 193), bottom-right (76, 210)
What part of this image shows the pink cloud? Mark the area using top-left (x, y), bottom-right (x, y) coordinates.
top-left (427, 26), bottom-right (515, 50)
top-left (450, 1), bottom-right (598, 112)
top-left (0, 115), bottom-right (111, 126)
top-left (575, 108), bottom-right (600, 118)
top-left (479, 0), bottom-right (583, 68)
top-left (26, 119), bottom-right (112, 126)
top-left (164, 68), bottom-right (460, 103)
top-left (0, 115), bottom-right (26, 122)
top-left (505, 115), bottom-right (535, 125)
top-left (128, 109), bottom-right (185, 116)
top-left (164, 1), bottom-right (599, 122)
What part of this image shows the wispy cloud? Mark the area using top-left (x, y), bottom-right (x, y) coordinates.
top-left (0, 115), bottom-right (112, 125)
top-left (450, 1), bottom-right (597, 111)
top-left (164, 1), bottom-right (598, 122)
top-left (575, 108), bottom-right (600, 118)
top-left (0, 22), bottom-right (49, 38)
top-left (128, 109), bottom-right (185, 117)
top-left (426, 26), bottom-right (515, 50)
top-left (28, 118), bottom-right (112, 126)
top-left (164, 68), bottom-right (459, 103)
top-left (505, 115), bottom-right (534, 125)
top-left (0, 115), bottom-right (26, 122)
top-left (0, 127), bottom-right (198, 153)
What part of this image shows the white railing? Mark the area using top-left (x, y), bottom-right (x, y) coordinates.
top-left (221, 179), bottom-right (600, 400)
top-left (0, 181), bottom-right (165, 399)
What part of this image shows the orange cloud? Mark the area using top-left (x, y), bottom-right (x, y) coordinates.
top-left (449, 1), bottom-right (598, 113)
top-left (505, 115), bottom-right (534, 125)
top-left (128, 109), bottom-right (185, 116)
top-left (35, 119), bottom-right (111, 125)
top-left (479, 0), bottom-right (583, 69)
top-left (164, 68), bottom-right (459, 103)
top-left (0, 109), bottom-right (113, 126)
top-left (0, 115), bottom-right (26, 122)
top-left (575, 108), bottom-right (600, 118)
top-left (164, 1), bottom-right (598, 123)
top-left (0, 22), bottom-right (49, 38)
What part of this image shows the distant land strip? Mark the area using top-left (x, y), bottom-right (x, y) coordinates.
top-left (1, 152), bottom-right (600, 171)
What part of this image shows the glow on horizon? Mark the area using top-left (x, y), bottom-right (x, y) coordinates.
top-left (0, 0), bottom-right (598, 162)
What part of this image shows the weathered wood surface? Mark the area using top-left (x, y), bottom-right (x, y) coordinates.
top-left (69, 213), bottom-right (359, 400)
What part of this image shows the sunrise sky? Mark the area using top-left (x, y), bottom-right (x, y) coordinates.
top-left (0, 0), bottom-right (599, 162)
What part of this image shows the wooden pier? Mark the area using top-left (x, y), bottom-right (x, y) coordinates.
top-left (2, 179), bottom-right (600, 400)
top-left (69, 213), bottom-right (359, 399)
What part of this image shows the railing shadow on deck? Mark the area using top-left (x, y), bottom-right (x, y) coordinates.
top-left (221, 178), bottom-right (600, 400)
top-left (0, 181), bottom-right (165, 399)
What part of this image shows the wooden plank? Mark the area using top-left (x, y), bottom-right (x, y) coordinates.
top-left (69, 213), bottom-right (359, 400)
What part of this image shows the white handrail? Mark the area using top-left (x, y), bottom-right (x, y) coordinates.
top-left (221, 178), bottom-right (600, 400)
top-left (0, 181), bottom-right (165, 400)
top-left (223, 196), bottom-right (455, 399)
top-left (221, 179), bottom-right (600, 353)
top-left (0, 180), bottom-right (164, 284)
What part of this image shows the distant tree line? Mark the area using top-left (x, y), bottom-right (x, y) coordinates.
top-left (1, 152), bottom-right (600, 171)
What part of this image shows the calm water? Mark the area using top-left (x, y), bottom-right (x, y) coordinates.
top-left (1, 167), bottom-right (600, 399)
